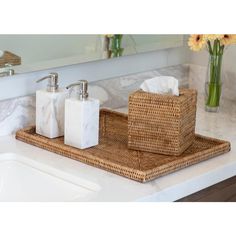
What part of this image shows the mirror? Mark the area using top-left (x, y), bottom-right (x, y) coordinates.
top-left (0, 34), bottom-right (183, 77)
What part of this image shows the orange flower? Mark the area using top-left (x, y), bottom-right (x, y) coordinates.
top-left (188, 35), bottom-right (206, 51)
top-left (204, 34), bottom-right (224, 41)
top-left (220, 34), bottom-right (236, 46)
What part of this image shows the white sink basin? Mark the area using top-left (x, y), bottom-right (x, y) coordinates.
top-left (0, 153), bottom-right (100, 201)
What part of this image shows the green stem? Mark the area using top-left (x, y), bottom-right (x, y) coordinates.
top-left (207, 40), bottom-right (213, 55)
top-left (205, 40), bottom-right (223, 108)
top-left (110, 34), bottom-right (124, 57)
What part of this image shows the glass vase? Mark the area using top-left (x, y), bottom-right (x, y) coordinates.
top-left (205, 54), bottom-right (223, 112)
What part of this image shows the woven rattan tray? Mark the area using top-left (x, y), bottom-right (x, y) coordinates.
top-left (15, 109), bottom-right (231, 182)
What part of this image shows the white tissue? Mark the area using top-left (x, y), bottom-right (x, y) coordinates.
top-left (140, 76), bottom-right (179, 96)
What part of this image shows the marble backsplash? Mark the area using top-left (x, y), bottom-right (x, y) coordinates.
top-left (0, 96), bottom-right (35, 136)
top-left (1, 63), bottom-right (234, 136)
top-left (189, 64), bottom-right (236, 101)
top-left (89, 64), bottom-right (189, 109)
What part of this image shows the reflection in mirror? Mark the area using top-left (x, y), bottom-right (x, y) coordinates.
top-left (102, 35), bottom-right (183, 58)
top-left (0, 34), bottom-right (183, 77)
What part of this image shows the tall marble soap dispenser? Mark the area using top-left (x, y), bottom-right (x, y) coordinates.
top-left (36, 72), bottom-right (67, 138)
top-left (65, 80), bottom-right (100, 149)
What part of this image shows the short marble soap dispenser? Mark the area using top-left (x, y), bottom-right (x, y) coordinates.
top-left (64, 80), bottom-right (100, 149)
top-left (36, 72), bottom-right (67, 138)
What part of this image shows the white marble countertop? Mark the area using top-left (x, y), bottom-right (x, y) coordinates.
top-left (0, 96), bottom-right (236, 202)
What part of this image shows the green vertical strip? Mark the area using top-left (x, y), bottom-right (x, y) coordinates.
top-left (206, 39), bottom-right (224, 109)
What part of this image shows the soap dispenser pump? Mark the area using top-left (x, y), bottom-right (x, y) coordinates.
top-left (36, 72), bottom-right (67, 138)
top-left (64, 80), bottom-right (100, 149)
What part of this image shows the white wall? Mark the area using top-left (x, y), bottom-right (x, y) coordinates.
top-left (0, 45), bottom-right (189, 101)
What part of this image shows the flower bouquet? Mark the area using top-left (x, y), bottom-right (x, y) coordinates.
top-left (188, 34), bottom-right (236, 112)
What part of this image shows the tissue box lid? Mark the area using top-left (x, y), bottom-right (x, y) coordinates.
top-left (129, 88), bottom-right (197, 106)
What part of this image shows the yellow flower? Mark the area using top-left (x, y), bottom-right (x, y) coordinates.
top-left (105, 34), bottom-right (114, 38)
top-left (220, 34), bottom-right (236, 45)
top-left (188, 35), bottom-right (206, 51)
top-left (204, 34), bottom-right (224, 41)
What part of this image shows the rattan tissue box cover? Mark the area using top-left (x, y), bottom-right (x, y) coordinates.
top-left (128, 88), bottom-right (197, 156)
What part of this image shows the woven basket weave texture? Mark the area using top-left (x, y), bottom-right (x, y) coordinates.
top-left (15, 109), bottom-right (230, 182)
top-left (0, 51), bottom-right (21, 67)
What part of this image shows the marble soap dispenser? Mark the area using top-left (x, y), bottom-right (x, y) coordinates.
top-left (64, 80), bottom-right (100, 149)
top-left (36, 72), bottom-right (67, 138)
